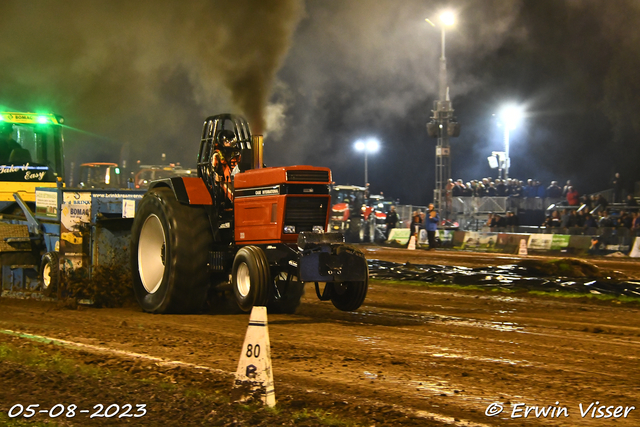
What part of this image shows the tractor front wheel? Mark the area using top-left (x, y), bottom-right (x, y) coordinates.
top-left (330, 268), bottom-right (368, 312)
top-left (232, 246), bottom-right (271, 312)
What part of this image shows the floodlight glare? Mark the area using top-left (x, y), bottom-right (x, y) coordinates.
top-left (354, 137), bottom-right (381, 187)
top-left (497, 104), bottom-right (524, 180)
top-left (365, 138), bottom-right (380, 152)
top-left (500, 105), bottom-right (523, 130)
top-left (440, 11), bottom-right (455, 27)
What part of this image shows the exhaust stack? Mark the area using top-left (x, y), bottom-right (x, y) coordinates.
top-left (252, 135), bottom-right (264, 169)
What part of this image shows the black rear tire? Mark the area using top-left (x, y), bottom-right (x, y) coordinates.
top-left (330, 268), bottom-right (368, 312)
top-left (40, 252), bottom-right (60, 297)
top-left (359, 221), bottom-right (367, 242)
top-left (131, 187), bottom-right (213, 313)
top-left (365, 219), bottom-right (376, 243)
top-left (232, 246), bottom-right (270, 312)
top-left (347, 218), bottom-right (363, 243)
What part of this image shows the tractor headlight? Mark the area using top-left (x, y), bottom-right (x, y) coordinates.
top-left (312, 225), bottom-right (324, 233)
top-left (284, 225), bottom-right (296, 234)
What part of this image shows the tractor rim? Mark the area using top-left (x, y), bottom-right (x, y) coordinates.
top-left (236, 262), bottom-right (251, 298)
top-left (138, 214), bottom-right (166, 294)
top-left (42, 263), bottom-right (51, 289)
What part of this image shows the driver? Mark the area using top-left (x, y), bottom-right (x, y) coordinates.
top-left (212, 129), bottom-right (241, 202)
top-left (0, 122), bottom-right (20, 164)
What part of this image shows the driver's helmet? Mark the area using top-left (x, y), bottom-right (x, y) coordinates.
top-left (216, 129), bottom-right (237, 149)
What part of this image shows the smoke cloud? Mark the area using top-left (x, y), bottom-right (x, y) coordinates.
top-left (266, 0), bottom-right (640, 203)
top-left (266, 0), bottom-right (524, 203)
top-left (2, 0), bottom-right (639, 204)
top-left (0, 0), bottom-right (302, 167)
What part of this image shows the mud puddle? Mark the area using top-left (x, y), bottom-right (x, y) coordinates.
top-left (368, 259), bottom-right (640, 298)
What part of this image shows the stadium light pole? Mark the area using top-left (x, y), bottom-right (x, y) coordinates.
top-left (499, 104), bottom-right (523, 180)
top-left (426, 11), bottom-right (458, 218)
top-left (354, 138), bottom-right (380, 188)
top-left (426, 11), bottom-right (455, 106)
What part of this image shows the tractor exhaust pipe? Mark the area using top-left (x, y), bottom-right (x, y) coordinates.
top-left (252, 135), bottom-right (264, 169)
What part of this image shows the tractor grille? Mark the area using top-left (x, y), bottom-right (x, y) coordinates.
top-left (286, 170), bottom-right (329, 183)
top-left (284, 197), bottom-right (328, 233)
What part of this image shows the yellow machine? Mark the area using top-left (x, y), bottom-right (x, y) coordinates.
top-left (0, 112), bottom-right (65, 210)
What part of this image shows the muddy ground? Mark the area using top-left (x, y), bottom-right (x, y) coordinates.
top-left (1, 247), bottom-right (640, 426)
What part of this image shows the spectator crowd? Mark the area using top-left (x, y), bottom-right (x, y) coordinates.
top-left (540, 208), bottom-right (640, 231)
top-left (484, 207), bottom-right (640, 235)
top-left (447, 177), bottom-right (583, 206)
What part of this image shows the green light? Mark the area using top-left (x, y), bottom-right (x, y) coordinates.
top-left (37, 116), bottom-right (49, 124)
top-left (115, 168), bottom-right (121, 174)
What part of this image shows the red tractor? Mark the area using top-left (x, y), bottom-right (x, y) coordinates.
top-left (130, 114), bottom-right (368, 314)
top-left (328, 186), bottom-right (392, 243)
top-left (328, 185), bottom-right (367, 243)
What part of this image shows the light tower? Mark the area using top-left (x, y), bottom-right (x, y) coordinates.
top-left (426, 12), bottom-right (460, 219)
top-left (354, 138), bottom-right (380, 188)
top-left (499, 104), bottom-right (523, 180)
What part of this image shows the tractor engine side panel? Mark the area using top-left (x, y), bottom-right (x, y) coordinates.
top-left (234, 166), bottom-right (332, 245)
top-left (234, 194), bottom-right (285, 243)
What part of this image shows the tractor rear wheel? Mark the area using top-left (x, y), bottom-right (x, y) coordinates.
top-left (359, 221), bottom-right (367, 242)
top-left (330, 268), bottom-right (368, 312)
top-left (131, 187), bottom-right (213, 313)
top-left (362, 219), bottom-right (376, 243)
top-left (232, 246), bottom-right (270, 312)
top-left (347, 218), bottom-right (363, 243)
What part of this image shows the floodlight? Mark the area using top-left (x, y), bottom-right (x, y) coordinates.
top-left (365, 138), bottom-right (379, 152)
top-left (500, 105), bottom-right (523, 130)
top-left (440, 11), bottom-right (455, 27)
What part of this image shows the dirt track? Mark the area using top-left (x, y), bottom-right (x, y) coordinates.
top-left (1, 248), bottom-right (640, 426)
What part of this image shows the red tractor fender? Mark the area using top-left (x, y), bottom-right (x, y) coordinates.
top-left (148, 177), bottom-right (212, 205)
top-left (362, 206), bottom-right (373, 221)
top-left (332, 202), bottom-right (350, 221)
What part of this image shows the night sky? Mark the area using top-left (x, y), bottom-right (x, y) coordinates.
top-left (1, 0), bottom-right (638, 205)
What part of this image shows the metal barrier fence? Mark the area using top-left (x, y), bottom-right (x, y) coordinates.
top-left (395, 204), bottom-right (429, 228)
top-left (480, 225), bottom-right (638, 237)
top-left (451, 196), bottom-right (569, 214)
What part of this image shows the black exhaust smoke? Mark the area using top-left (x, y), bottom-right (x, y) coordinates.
top-left (0, 0), bottom-right (302, 160)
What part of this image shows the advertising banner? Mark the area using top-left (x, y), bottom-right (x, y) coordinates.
top-left (460, 232), bottom-right (498, 249)
top-left (387, 228), bottom-right (411, 245)
top-left (35, 190), bottom-right (59, 218)
top-left (60, 191), bottom-right (92, 267)
top-left (437, 230), bottom-right (454, 248)
top-left (528, 234), bottom-right (553, 250)
top-left (550, 235), bottom-right (571, 250)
